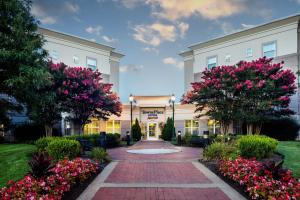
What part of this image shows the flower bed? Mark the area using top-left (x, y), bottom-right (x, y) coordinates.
top-left (0, 158), bottom-right (98, 200)
top-left (219, 157), bottom-right (300, 199)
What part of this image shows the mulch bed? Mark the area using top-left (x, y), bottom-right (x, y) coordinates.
top-left (62, 162), bottom-right (108, 200)
top-left (200, 153), bottom-right (285, 200)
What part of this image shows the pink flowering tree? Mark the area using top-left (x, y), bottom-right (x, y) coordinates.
top-left (182, 57), bottom-right (296, 134)
top-left (54, 64), bottom-right (122, 134)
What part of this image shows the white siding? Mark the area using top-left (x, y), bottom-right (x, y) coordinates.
top-left (193, 22), bottom-right (298, 73)
top-left (43, 35), bottom-right (111, 75)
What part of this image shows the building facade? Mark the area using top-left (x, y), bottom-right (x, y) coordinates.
top-left (180, 14), bottom-right (300, 133)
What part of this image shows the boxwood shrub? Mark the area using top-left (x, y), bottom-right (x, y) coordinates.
top-left (46, 139), bottom-right (80, 161)
top-left (237, 135), bottom-right (278, 160)
top-left (35, 137), bottom-right (60, 151)
top-left (203, 142), bottom-right (236, 161)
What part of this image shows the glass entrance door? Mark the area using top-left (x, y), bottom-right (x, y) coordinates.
top-left (147, 122), bottom-right (157, 140)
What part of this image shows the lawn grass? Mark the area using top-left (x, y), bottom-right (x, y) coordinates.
top-left (277, 141), bottom-right (300, 178)
top-left (0, 144), bottom-right (36, 188)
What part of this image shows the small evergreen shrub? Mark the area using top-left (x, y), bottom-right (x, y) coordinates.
top-left (106, 133), bottom-right (120, 148)
top-left (28, 151), bottom-right (54, 178)
top-left (132, 118), bottom-right (142, 141)
top-left (35, 137), bottom-right (60, 151)
top-left (91, 147), bottom-right (109, 163)
top-left (47, 139), bottom-right (80, 161)
top-left (203, 142), bottom-right (236, 161)
top-left (183, 132), bottom-right (192, 145)
top-left (237, 135), bottom-right (278, 159)
top-left (161, 117), bottom-right (174, 141)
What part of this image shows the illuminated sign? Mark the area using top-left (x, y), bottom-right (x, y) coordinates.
top-left (142, 110), bottom-right (163, 120)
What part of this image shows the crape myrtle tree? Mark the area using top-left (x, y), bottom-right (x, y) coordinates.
top-left (0, 0), bottom-right (50, 128)
top-left (52, 64), bottom-right (122, 134)
top-left (182, 57), bottom-right (296, 135)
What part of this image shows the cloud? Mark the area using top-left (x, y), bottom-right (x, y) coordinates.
top-left (163, 57), bottom-right (184, 70)
top-left (132, 22), bottom-right (189, 46)
top-left (178, 22), bottom-right (189, 38)
top-left (85, 26), bottom-right (102, 36)
top-left (142, 47), bottom-right (159, 54)
top-left (102, 35), bottom-right (118, 43)
top-left (65, 2), bottom-right (80, 13)
top-left (31, 3), bottom-right (57, 25)
top-left (241, 23), bottom-right (255, 29)
top-left (145, 0), bottom-right (245, 21)
top-left (120, 64), bottom-right (144, 72)
top-left (90, 38), bottom-right (96, 42)
top-left (120, 0), bottom-right (141, 8)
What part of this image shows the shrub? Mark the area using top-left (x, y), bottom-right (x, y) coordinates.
top-left (28, 151), bottom-right (54, 178)
top-left (161, 117), bottom-right (174, 141)
top-left (35, 136), bottom-right (60, 151)
top-left (183, 132), bottom-right (192, 145)
top-left (219, 157), bottom-right (300, 199)
top-left (237, 135), bottom-right (278, 159)
top-left (65, 134), bottom-right (100, 146)
top-left (91, 147), bottom-right (109, 163)
top-left (106, 133), bottom-right (120, 148)
top-left (203, 142), bottom-right (236, 161)
top-left (47, 139), bottom-right (80, 160)
top-left (132, 118), bottom-right (142, 141)
top-left (0, 158), bottom-right (98, 200)
top-left (261, 117), bottom-right (300, 141)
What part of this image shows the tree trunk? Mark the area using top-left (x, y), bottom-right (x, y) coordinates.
top-left (246, 124), bottom-right (253, 135)
top-left (45, 125), bottom-right (53, 137)
top-left (254, 123), bottom-right (262, 134)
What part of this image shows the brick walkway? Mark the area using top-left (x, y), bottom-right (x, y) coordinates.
top-left (77, 141), bottom-right (245, 200)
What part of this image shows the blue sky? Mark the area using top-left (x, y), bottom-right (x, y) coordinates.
top-left (31, 0), bottom-right (300, 102)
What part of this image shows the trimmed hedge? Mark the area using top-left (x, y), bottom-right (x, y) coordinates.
top-left (203, 142), bottom-right (236, 161)
top-left (46, 139), bottom-right (80, 161)
top-left (35, 137), bottom-right (61, 151)
top-left (237, 135), bottom-right (278, 160)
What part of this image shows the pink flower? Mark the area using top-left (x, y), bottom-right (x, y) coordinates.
top-left (63, 90), bottom-right (69, 95)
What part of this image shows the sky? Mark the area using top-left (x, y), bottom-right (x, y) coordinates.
top-left (31, 0), bottom-right (300, 102)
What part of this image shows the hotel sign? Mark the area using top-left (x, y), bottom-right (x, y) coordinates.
top-left (142, 109), bottom-right (164, 120)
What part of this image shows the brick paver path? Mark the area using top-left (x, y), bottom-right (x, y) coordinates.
top-left (78, 141), bottom-right (245, 200)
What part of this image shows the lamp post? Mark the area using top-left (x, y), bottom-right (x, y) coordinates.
top-left (170, 94), bottom-right (176, 141)
top-left (129, 94), bottom-right (134, 142)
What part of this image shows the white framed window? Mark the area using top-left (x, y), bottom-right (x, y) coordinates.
top-left (262, 41), bottom-right (276, 58)
top-left (87, 57), bottom-right (97, 70)
top-left (84, 119), bottom-right (101, 135)
top-left (106, 120), bottom-right (121, 134)
top-left (207, 56), bottom-right (217, 69)
top-left (207, 119), bottom-right (220, 134)
top-left (50, 50), bottom-right (59, 60)
top-left (73, 55), bottom-right (79, 64)
top-left (184, 120), bottom-right (199, 135)
top-left (225, 54), bottom-right (231, 62)
top-left (246, 48), bottom-right (253, 57)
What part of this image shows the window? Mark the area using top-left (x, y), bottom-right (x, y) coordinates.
top-left (207, 119), bottom-right (220, 134)
top-left (225, 54), bottom-right (231, 62)
top-left (185, 120), bottom-right (199, 135)
top-left (73, 55), bottom-right (79, 64)
top-left (207, 56), bottom-right (217, 69)
top-left (106, 120), bottom-right (121, 134)
top-left (84, 119), bottom-right (101, 135)
top-left (262, 42), bottom-right (276, 58)
top-left (87, 57), bottom-right (97, 70)
top-left (246, 48), bottom-right (253, 57)
top-left (50, 50), bottom-right (59, 60)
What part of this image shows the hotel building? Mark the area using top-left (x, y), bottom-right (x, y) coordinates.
top-left (180, 14), bottom-right (300, 134)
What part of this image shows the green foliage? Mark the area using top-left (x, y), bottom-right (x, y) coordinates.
top-left (91, 147), bottom-right (109, 163)
top-left (106, 133), bottom-right (120, 148)
top-left (35, 137), bottom-right (60, 151)
top-left (66, 134), bottom-right (100, 146)
top-left (0, 0), bottom-right (51, 128)
top-left (203, 142), bottom-right (237, 161)
top-left (132, 118), bottom-right (142, 141)
top-left (161, 117), bottom-right (174, 141)
top-left (46, 139), bottom-right (80, 161)
top-left (261, 117), bottom-right (300, 141)
top-left (237, 135), bottom-right (278, 159)
top-left (183, 132), bottom-right (192, 145)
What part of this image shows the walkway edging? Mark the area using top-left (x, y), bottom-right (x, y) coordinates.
top-left (76, 161), bottom-right (118, 200)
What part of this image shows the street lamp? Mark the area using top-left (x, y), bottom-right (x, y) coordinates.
top-left (170, 94), bottom-right (176, 141)
top-left (129, 94), bottom-right (134, 142)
